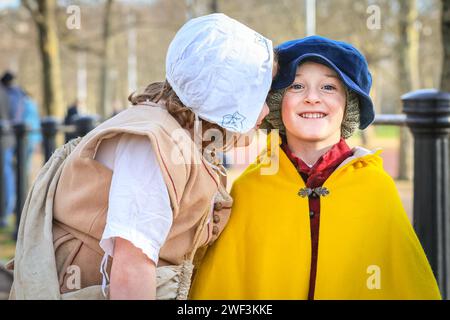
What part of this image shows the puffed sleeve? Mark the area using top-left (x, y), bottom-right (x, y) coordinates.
top-left (99, 133), bottom-right (173, 265)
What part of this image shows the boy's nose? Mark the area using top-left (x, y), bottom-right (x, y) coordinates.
top-left (304, 89), bottom-right (321, 105)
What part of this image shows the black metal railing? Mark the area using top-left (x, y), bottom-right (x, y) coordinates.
top-left (403, 90), bottom-right (450, 299)
top-left (0, 89), bottom-right (449, 298)
top-left (373, 114), bottom-right (407, 126)
top-left (0, 115), bottom-right (99, 237)
top-left (360, 90), bottom-right (450, 299)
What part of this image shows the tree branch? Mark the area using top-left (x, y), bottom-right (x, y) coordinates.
top-left (62, 42), bottom-right (103, 56)
top-left (21, 0), bottom-right (45, 26)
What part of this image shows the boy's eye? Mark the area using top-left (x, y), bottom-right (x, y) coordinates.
top-left (289, 83), bottom-right (304, 91)
top-left (322, 85), bottom-right (336, 91)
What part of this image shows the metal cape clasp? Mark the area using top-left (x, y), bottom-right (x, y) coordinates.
top-left (298, 187), bottom-right (330, 198)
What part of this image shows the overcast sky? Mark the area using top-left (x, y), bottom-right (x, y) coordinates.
top-left (0, 0), bottom-right (19, 9)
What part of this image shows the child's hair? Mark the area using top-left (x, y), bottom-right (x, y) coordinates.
top-left (272, 50), bottom-right (279, 79)
top-left (128, 81), bottom-right (228, 149)
top-left (341, 89), bottom-right (360, 139)
top-left (129, 81), bottom-right (194, 128)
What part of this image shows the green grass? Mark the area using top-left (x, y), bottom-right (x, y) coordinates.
top-left (374, 126), bottom-right (400, 139)
top-left (0, 217), bottom-right (16, 264)
top-left (352, 125), bottom-right (400, 140)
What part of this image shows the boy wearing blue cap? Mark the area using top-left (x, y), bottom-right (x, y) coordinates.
top-left (190, 36), bottom-right (441, 300)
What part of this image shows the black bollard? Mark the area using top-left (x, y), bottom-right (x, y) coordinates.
top-left (13, 123), bottom-right (28, 240)
top-left (402, 89), bottom-right (450, 299)
top-left (75, 115), bottom-right (97, 138)
top-left (41, 117), bottom-right (59, 163)
top-left (0, 121), bottom-right (6, 226)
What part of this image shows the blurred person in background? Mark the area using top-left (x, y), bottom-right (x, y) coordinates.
top-left (63, 101), bottom-right (79, 143)
top-left (0, 71), bottom-right (22, 227)
top-left (0, 84), bottom-right (14, 228)
top-left (1, 71), bottom-right (25, 123)
top-left (21, 90), bottom-right (42, 174)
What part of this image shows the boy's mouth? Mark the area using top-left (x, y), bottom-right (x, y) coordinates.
top-left (298, 112), bottom-right (327, 119)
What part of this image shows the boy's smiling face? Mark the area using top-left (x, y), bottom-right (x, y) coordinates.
top-left (281, 61), bottom-right (346, 145)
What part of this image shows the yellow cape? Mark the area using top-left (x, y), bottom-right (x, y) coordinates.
top-left (190, 140), bottom-right (441, 300)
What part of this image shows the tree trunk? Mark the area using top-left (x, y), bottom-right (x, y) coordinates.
top-left (407, 0), bottom-right (421, 91)
top-left (441, 0), bottom-right (450, 91)
top-left (185, 0), bottom-right (196, 20)
top-left (98, 0), bottom-right (114, 119)
top-left (360, 65), bottom-right (377, 149)
top-left (24, 0), bottom-right (64, 117)
top-left (396, 0), bottom-right (419, 181)
top-left (77, 51), bottom-right (87, 110)
top-left (210, 0), bottom-right (218, 13)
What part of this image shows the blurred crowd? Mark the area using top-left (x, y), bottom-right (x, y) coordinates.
top-left (0, 71), bottom-right (42, 227)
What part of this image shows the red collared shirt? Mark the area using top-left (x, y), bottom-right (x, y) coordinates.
top-left (281, 137), bottom-right (353, 300)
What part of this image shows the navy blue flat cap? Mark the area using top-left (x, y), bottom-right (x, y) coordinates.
top-left (272, 36), bottom-right (374, 129)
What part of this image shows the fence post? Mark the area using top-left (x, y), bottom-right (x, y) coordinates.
top-left (13, 123), bottom-right (28, 240)
top-left (0, 121), bottom-right (6, 226)
top-left (41, 117), bottom-right (59, 163)
top-left (402, 89), bottom-right (450, 299)
top-left (75, 115), bottom-right (97, 137)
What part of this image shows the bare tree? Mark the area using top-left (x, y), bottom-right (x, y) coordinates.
top-left (22, 0), bottom-right (64, 117)
top-left (210, 0), bottom-right (218, 13)
top-left (441, 0), bottom-right (450, 91)
top-left (186, 0), bottom-right (218, 19)
top-left (395, 0), bottom-right (421, 181)
top-left (98, 0), bottom-right (114, 119)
